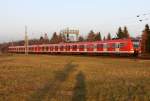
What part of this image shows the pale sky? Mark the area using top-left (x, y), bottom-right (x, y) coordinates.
top-left (0, 0), bottom-right (150, 42)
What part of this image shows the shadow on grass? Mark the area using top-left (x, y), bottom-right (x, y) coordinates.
top-left (28, 61), bottom-right (78, 101)
top-left (72, 71), bottom-right (86, 101)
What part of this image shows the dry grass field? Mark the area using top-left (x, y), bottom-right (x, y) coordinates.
top-left (0, 54), bottom-right (150, 101)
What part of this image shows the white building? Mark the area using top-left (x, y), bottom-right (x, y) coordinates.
top-left (61, 28), bottom-right (79, 42)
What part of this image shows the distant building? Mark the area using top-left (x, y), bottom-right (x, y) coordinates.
top-left (44, 33), bottom-right (49, 40)
top-left (60, 28), bottom-right (79, 42)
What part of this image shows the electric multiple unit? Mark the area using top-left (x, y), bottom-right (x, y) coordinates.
top-left (8, 39), bottom-right (140, 55)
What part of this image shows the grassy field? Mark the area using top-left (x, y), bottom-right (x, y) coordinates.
top-left (0, 54), bottom-right (150, 101)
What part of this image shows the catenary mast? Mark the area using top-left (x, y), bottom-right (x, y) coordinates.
top-left (25, 26), bottom-right (28, 55)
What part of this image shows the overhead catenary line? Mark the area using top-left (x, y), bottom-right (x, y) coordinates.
top-left (137, 11), bottom-right (150, 22)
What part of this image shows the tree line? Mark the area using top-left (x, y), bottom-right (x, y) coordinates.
top-left (2, 26), bottom-right (130, 47)
top-left (141, 24), bottom-right (150, 53)
top-left (38, 26), bottom-right (130, 44)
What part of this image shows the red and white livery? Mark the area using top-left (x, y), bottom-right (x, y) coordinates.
top-left (8, 39), bottom-right (140, 56)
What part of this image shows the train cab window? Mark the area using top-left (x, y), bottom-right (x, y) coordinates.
top-left (133, 43), bottom-right (139, 48)
top-left (132, 40), bottom-right (140, 48)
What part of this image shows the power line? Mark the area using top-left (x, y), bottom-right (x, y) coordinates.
top-left (137, 11), bottom-right (150, 22)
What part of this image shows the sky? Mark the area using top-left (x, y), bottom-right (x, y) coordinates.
top-left (0, 0), bottom-right (150, 42)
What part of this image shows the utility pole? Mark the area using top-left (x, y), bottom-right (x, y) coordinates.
top-left (25, 26), bottom-right (28, 55)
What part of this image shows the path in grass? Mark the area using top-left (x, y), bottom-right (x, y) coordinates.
top-left (28, 61), bottom-right (78, 101)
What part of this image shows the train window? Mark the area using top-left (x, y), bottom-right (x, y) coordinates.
top-left (35, 47), bottom-right (37, 51)
top-left (97, 44), bottom-right (103, 48)
top-left (55, 46), bottom-right (58, 49)
top-left (65, 45), bottom-right (70, 50)
top-left (115, 43), bottom-right (120, 48)
top-left (86, 45), bottom-right (89, 49)
top-left (120, 43), bottom-right (125, 48)
top-left (103, 44), bottom-right (107, 48)
top-left (93, 44), bottom-right (97, 49)
top-left (29, 47), bottom-right (31, 51)
top-left (91, 45), bottom-right (94, 49)
top-left (50, 46), bottom-right (53, 51)
top-left (107, 44), bottom-right (112, 48)
top-left (42, 47), bottom-right (45, 51)
top-left (112, 43), bottom-right (116, 48)
top-left (39, 47), bottom-right (42, 51)
top-left (79, 45), bottom-right (84, 49)
top-left (60, 46), bottom-right (64, 49)
top-left (70, 46), bottom-right (72, 49)
top-left (46, 46), bottom-right (49, 51)
top-left (67, 46), bottom-right (69, 49)
top-left (64, 45), bottom-right (66, 49)
top-left (87, 45), bottom-right (94, 49)
top-left (72, 45), bottom-right (77, 49)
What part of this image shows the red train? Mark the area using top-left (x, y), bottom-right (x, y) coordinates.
top-left (8, 39), bottom-right (141, 56)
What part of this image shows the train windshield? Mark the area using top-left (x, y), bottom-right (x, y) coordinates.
top-left (132, 40), bottom-right (140, 48)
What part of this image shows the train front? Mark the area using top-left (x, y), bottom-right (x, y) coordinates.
top-left (131, 38), bottom-right (141, 56)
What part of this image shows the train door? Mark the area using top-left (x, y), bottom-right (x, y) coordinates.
top-left (103, 43), bottom-right (107, 52)
top-left (94, 44), bottom-right (97, 52)
top-left (84, 44), bottom-right (87, 52)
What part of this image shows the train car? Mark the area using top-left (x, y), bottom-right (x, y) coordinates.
top-left (8, 38), bottom-right (141, 56)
